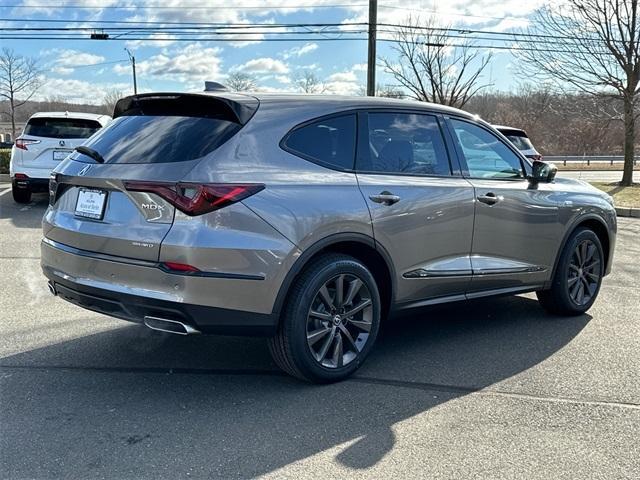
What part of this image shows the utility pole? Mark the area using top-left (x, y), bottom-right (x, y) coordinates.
top-left (125, 48), bottom-right (137, 95)
top-left (366, 0), bottom-right (377, 96)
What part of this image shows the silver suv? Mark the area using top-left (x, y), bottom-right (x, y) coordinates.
top-left (41, 92), bottom-right (616, 382)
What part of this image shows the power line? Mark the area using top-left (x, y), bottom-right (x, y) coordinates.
top-left (0, 3), bottom-right (368, 10)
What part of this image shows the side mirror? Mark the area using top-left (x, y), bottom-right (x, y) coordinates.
top-left (529, 160), bottom-right (557, 183)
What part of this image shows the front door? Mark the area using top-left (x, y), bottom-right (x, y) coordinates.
top-left (446, 117), bottom-right (560, 294)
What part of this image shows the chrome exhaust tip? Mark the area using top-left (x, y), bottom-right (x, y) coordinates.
top-left (47, 281), bottom-right (57, 296)
top-left (143, 316), bottom-right (200, 335)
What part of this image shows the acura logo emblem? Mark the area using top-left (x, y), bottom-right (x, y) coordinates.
top-left (59, 140), bottom-right (65, 147)
top-left (78, 165), bottom-right (91, 176)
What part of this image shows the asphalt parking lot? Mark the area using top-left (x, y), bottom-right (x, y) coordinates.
top-left (0, 184), bottom-right (638, 479)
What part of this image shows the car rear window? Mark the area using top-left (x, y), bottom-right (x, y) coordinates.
top-left (24, 117), bottom-right (102, 139)
top-left (498, 130), bottom-right (535, 151)
top-left (75, 115), bottom-right (241, 164)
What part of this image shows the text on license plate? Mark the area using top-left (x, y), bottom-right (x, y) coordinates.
top-left (53, 150), bottom-right (72, 161)
top-left (75, 189), bottom-right (107, 219)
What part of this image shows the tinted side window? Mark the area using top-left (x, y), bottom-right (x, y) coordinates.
top-left (24, 117), bottom-right (102, 139)
top-left (359, 113), bottom-right (451, 176)
top-left (451, 120), bottom-right (524, 179)
top-left (284, 114), bottom-right (356, 170)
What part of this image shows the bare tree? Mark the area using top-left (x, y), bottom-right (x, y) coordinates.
top-left (0, 48), bottom-right (42, 138)
top-left (226, 72), bottom-right (257, 92)
top-left (519, 0), bottom-right (639, 186)
top-left (380, 15), bottom-right (492, 108)
top-left (102, 89), bottom-right (124, 116)
top-left (358, 83), bottom-right (406, 98)
top-left (293, 70), bottom-right (327, 93)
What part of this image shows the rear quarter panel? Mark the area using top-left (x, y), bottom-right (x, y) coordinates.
top-left (182, 101), bottom-right (375, 252)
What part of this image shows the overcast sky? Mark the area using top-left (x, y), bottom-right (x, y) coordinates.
top-left (1, 1), bottom-right (556, 104)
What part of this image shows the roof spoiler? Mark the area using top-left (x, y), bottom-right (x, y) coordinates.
top-left (113, 92), bottom-right (258, 125)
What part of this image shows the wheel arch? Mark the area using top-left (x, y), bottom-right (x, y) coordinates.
top-left (550, 214), bottom-right (612, 283)
top-left (272, 233), bottom-right (396, 321)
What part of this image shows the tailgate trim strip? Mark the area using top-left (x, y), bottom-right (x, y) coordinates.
top-left (42, 237), bottom-right (265, 280)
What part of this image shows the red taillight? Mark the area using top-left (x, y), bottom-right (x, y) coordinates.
top-left (124, 182), bottom-right (264, 216)
top-left (15, 138), bottom-right (40, 150)
top-left (161, 262), bottom-right (200, 273)
top-left (14, 173), bottom-right (29, 179)
top-left (529, 154), bottom-right (543, 161)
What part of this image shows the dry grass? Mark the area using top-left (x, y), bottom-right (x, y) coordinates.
top-left (556, 163), bottom-right (640, 171)
top-left (590, 182), bottom-right (640, 208)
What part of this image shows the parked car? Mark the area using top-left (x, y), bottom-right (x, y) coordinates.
top-left (41, 93), bottom-right (616, 383)
top-left (493, 125), bottom-right (542, 161)
top-left (10, 112), bottom-right (111, 203)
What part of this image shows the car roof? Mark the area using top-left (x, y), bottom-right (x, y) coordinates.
top-left (29, 111), bottom-right (111, 123)
top-left (200, 91), bottom-right (476, 119)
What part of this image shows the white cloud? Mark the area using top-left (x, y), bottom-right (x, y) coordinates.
top-left (325, 81), bottom-right (360, 95)
top-left (327, 71), bottom-right (357, 83)
top-left (42, 49), bottom-right (106, 75)
top-left (351, 63), bottom-right (368, 72)
top-left (232, 57), bottom-right (289, 74)
top-left (33, 77), bottom-right (131, 104)
top-left (275, 75), bottom-right (292, 84)
top-left (114, 43), bottom-right (224, 83)
top-left (51, 66), bottom-right (74, 76)
top-left (282, 43), bottom-right (319, 59)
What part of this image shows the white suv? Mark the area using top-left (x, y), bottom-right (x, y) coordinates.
top-left (10, 112), bottom-right (111, 203)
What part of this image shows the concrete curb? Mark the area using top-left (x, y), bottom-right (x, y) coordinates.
top-left (615, 207), bottom-right (640, 218)
top-left (0, 173), bottom-right (9, 182)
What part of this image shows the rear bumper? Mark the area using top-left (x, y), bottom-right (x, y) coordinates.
top-left (41, 238), bottom-right (280, 336)
top-left (11, 176), bottom-right (49, 192)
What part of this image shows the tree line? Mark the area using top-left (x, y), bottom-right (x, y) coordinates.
top-left (1, 0), bottom-right (637, 184)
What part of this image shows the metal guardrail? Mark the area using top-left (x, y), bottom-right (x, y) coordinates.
top-left (545, 155), bottom-right (638, 166)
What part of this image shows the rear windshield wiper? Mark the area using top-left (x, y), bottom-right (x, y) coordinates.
top-left (74, 145), bottom-right (105, 164)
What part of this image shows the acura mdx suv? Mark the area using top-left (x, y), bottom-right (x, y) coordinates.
top-left (41, 92), bottom-right (616, 382)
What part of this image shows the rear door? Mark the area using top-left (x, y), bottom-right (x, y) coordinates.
top-left (446, 117), bottom-right (560, 293)
top-left (43, 94), bottom-right (253, 262)
top-left (355, 110), bottom-right (475, 305)
top-left (21, 117), bottom-right (103, 171)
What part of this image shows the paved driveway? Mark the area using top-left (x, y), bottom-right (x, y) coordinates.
top-left (0, 186), bottom-right (638, 479)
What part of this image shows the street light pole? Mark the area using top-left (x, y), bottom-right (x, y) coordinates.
top-left (366, 0), bottom-right (377, 97)
top-left (125, 48), bottom-right (137, 95)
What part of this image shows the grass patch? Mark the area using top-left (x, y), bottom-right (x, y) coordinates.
top-left (0, 149), bottom-right (10, 175)
top-left (591, 181), bottom-right (640, 208)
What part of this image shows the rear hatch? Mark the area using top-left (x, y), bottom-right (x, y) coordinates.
top-left (43, 92), bottom-right (259, 262)
top-left (19, 116), bottom-right (104, 171)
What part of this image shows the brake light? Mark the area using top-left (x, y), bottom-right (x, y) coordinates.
top-left (123, 182), bottom-right (264, 216)
top-left (14, 173), bottom-right (29, 179)
top-left (529, 154), bottom-right (543, 161)
top-left (15, 138), bottom-right (40, 150)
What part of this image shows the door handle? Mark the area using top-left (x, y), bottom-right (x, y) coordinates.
top-left (477, 192), bottom-right (503, 205)
top-left (369, 191), bottom-right (400, 206)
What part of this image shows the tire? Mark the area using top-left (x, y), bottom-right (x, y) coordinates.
top-left (537, 227), bottom-right (604, 316)
top-left (268, 253), bottom-right (381, 383)
top-left (12, 185), bottom-right (31, 204)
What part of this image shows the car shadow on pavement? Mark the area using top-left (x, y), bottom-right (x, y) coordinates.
top-left (0, 190), bottom-right (49, 229)
top-left (0, 295), bottom-right (591, 478)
